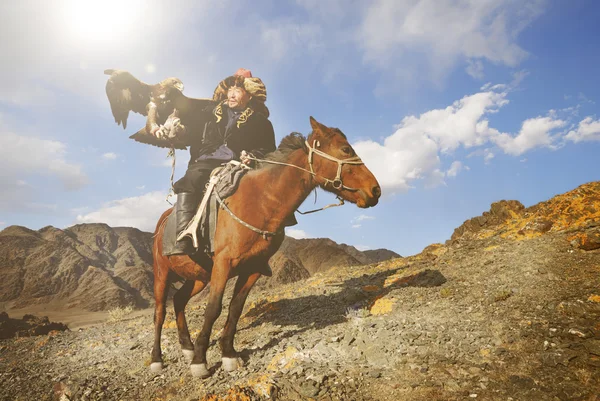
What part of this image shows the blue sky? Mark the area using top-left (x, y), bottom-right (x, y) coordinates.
top-left (1, 0), bottom-right (599, 256)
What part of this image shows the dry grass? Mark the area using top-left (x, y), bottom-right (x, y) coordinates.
top-left (107, 305), bottom-right (134, 322)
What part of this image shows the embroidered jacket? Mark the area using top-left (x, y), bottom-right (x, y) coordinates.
top-left (188, 101), bottom-right (276, 165)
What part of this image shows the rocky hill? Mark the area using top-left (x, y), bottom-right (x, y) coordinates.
top-left (264, 238), bottom-right (400, 288)
top-left (0, 224), bottom-right (399, 312)
top-left (0, 224), bottom-right (155, 312)
top-left (0, 182), bottom-right (598, 400)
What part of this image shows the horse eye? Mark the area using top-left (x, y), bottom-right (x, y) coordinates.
top-left (341, 146), bottom-right (351, 155)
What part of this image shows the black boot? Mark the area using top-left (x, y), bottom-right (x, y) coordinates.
top-left (172, 192), bottom-right (200, 255)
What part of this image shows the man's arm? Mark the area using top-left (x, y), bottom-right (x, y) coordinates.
top-left (248, 118), bottom-right (276, 158)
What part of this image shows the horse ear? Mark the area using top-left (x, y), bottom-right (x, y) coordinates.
top-left (310, 116), bottom-right (332, 138)
top-left (309, 116), bottom-right (320, 132)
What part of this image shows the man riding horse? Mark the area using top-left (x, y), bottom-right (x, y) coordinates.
top-left (104, 67), bottom-right (382, 377)
top-left (158, 69), bottom-right (277, 255)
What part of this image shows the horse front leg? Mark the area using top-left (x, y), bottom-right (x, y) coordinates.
top-left (174, 279), bottom-right (207, 363)
top-left (151, 266), bottom-right (171, 372)
top-left (219, 270), bottom-right (262, 372)
top-left (190, 258), bottom-right (230, 378)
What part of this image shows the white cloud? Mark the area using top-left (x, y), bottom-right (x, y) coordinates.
top-left (70, 206), bottom-right (89, 215)
top-left (352, 78), bottom-right (580, 194)
top-left (466, 59), bottom-right (485, 79)
top-left (446, 161), bottom-right (463, 177)
top-left (356, 245), bottom-right (372, 251)
top-left (102, 152), bottom-right (118, 160)
top-left (136, 185), bottom-right (146, 190)
top-left (358, 0), bottom-right (544, 82)
top-left (352, 224), bottom-right (361, 229)
top-left (260, 20), bottom-right (322, 62)
top-left (0, 132), bottom-right (87, 190)
top-left (354, 86), bottom-right (509, 193)
top-left (355, 214), bottom-right (375, 222)
top-left (0, 130), bottom-right (88, 211)
top-left (484, 150), bottom-right (495, 164)
top-left (565, 117), bottom-right (600, 143)
top-left (285, 228), bottom-right (309, 239)
top-left (493, 116), bottom-right (565, 155)
top-left (76, 191), bottom-right (170, 232)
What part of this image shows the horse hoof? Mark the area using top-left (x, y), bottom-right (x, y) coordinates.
top-left (182, 349), bottom-right (195, 363)
top-left (222, 357), bottom-right (244, 372)
top-left (190, 363), bottom-right (210, 378)
top-left (150, 362), bottom-right (164, 373)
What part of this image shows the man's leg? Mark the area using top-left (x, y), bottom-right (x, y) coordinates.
top-left (172, 191), bottom-right (200, 255)
top-left (171, 164), bottom-right (212, 255)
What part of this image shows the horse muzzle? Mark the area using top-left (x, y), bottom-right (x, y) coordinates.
top-left (357, 185), bottom-right (381, 208)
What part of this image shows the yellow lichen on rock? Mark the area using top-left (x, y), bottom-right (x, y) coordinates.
top-left (164, 320), bottom-right (177, 329)
top-left (588, 294), bottom-right (600, 303)
top-left (370, 298), bottom-right (395, 315)
top-left (267, 346), bottom-right (301, 371)
top-left (241, 374), bottom-right (276, 398)
top-left (452, 182), bottom-right (600, 243)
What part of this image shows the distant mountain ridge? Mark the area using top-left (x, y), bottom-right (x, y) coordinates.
top-left (0, 224), bottom-right (154, 312)
top-left (0, 224), bottom-right (400, 311)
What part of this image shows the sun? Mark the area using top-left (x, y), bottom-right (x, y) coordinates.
top-left (63, 0), bottom-right (143, 43)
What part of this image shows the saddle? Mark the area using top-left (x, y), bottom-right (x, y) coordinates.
top-left (162, 161), bottom-right (249, 256)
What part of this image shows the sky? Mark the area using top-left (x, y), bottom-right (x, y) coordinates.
top-left (0, 0), bottom-right (599, 256)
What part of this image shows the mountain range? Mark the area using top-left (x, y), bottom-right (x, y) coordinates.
top-left (0, 223), bottom-right (399, 312)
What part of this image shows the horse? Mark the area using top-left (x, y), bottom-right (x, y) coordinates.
top-left (151, 116), bottom-right (381, 378)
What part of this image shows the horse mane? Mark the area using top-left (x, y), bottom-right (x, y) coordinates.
top-left (260, 132), bottom-right (308, 166)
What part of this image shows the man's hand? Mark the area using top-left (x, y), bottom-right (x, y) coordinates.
top-left (152, 109), bottom-right (186, 139)
top-left (240, 150), bottom-right (252, 165)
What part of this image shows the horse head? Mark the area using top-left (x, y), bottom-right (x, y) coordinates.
top-left (307, 116), bottom-right (381, 208)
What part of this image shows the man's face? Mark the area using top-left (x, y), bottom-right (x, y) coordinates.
top-left (227, 86), bottom-right (251, 110)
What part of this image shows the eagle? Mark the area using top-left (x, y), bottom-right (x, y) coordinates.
top-left (104, 69), bottom-right (215, 149)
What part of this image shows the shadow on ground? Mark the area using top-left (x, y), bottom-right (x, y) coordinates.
top-left (244, 262), bottom-right (446, 332)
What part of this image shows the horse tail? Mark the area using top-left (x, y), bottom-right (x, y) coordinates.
top-left (153, 208), bottom-right (174, 282)
top-left (153, 208), bottom-right (173, 238)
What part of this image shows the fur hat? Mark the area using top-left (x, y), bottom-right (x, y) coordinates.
top-left (212, 69), bottom-right (268, 104)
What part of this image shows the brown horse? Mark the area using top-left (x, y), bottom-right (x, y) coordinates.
top-left (151, 116), bottom-right (381, 377)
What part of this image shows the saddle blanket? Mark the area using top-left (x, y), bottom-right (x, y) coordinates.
top-left (162, 161), bottom-right (249, 256)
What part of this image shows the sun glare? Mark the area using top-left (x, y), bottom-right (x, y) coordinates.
top-left (63, 0), bottom-right (143, 43)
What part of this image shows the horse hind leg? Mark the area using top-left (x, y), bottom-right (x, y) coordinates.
top-left (220, 271), bottom-right (262, 372)
top-left (150, 263), bottom-right (171, 372)
top-left (173, 279), bottom-right (207, 363)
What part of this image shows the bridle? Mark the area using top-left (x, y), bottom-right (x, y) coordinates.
top-left (306, 140), bottom-right (364, 191)
top-left (247, 139), bottom-right (365, 192)
top-left (216, 137), bottom-right (366, 238)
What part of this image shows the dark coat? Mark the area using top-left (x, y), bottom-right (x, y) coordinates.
top-left (173, 101), bottom-right (276, 194)
top-left (188, 102), bottom-right (276, 164)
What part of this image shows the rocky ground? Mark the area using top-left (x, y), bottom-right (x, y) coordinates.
top-left (1, 229), bottom-right (599, 400)
top-left (2, 182), bottom-right (600, 400)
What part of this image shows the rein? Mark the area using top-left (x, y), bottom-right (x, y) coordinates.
top-left (246, 139), bottom-right (364, 215)
top-left (247, 139), bottom-right (364, 191)
top-left (193, 139), bottom-right (366, 241)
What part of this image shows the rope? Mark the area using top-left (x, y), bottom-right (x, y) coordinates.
top-left (166, 147), bottom-right (176, 205)
top-left (214, 190), bottom-right (282, 239)
top-left (296, 197), bottom-right (345, 215)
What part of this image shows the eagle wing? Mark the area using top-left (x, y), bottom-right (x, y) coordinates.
top-left (104, 69), bottom-right (157, 129)
top-left (129, 94), bottom-right (217, 150)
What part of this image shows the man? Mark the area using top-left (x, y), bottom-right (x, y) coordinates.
top-left (167, 69), bottom-right (276, 255)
